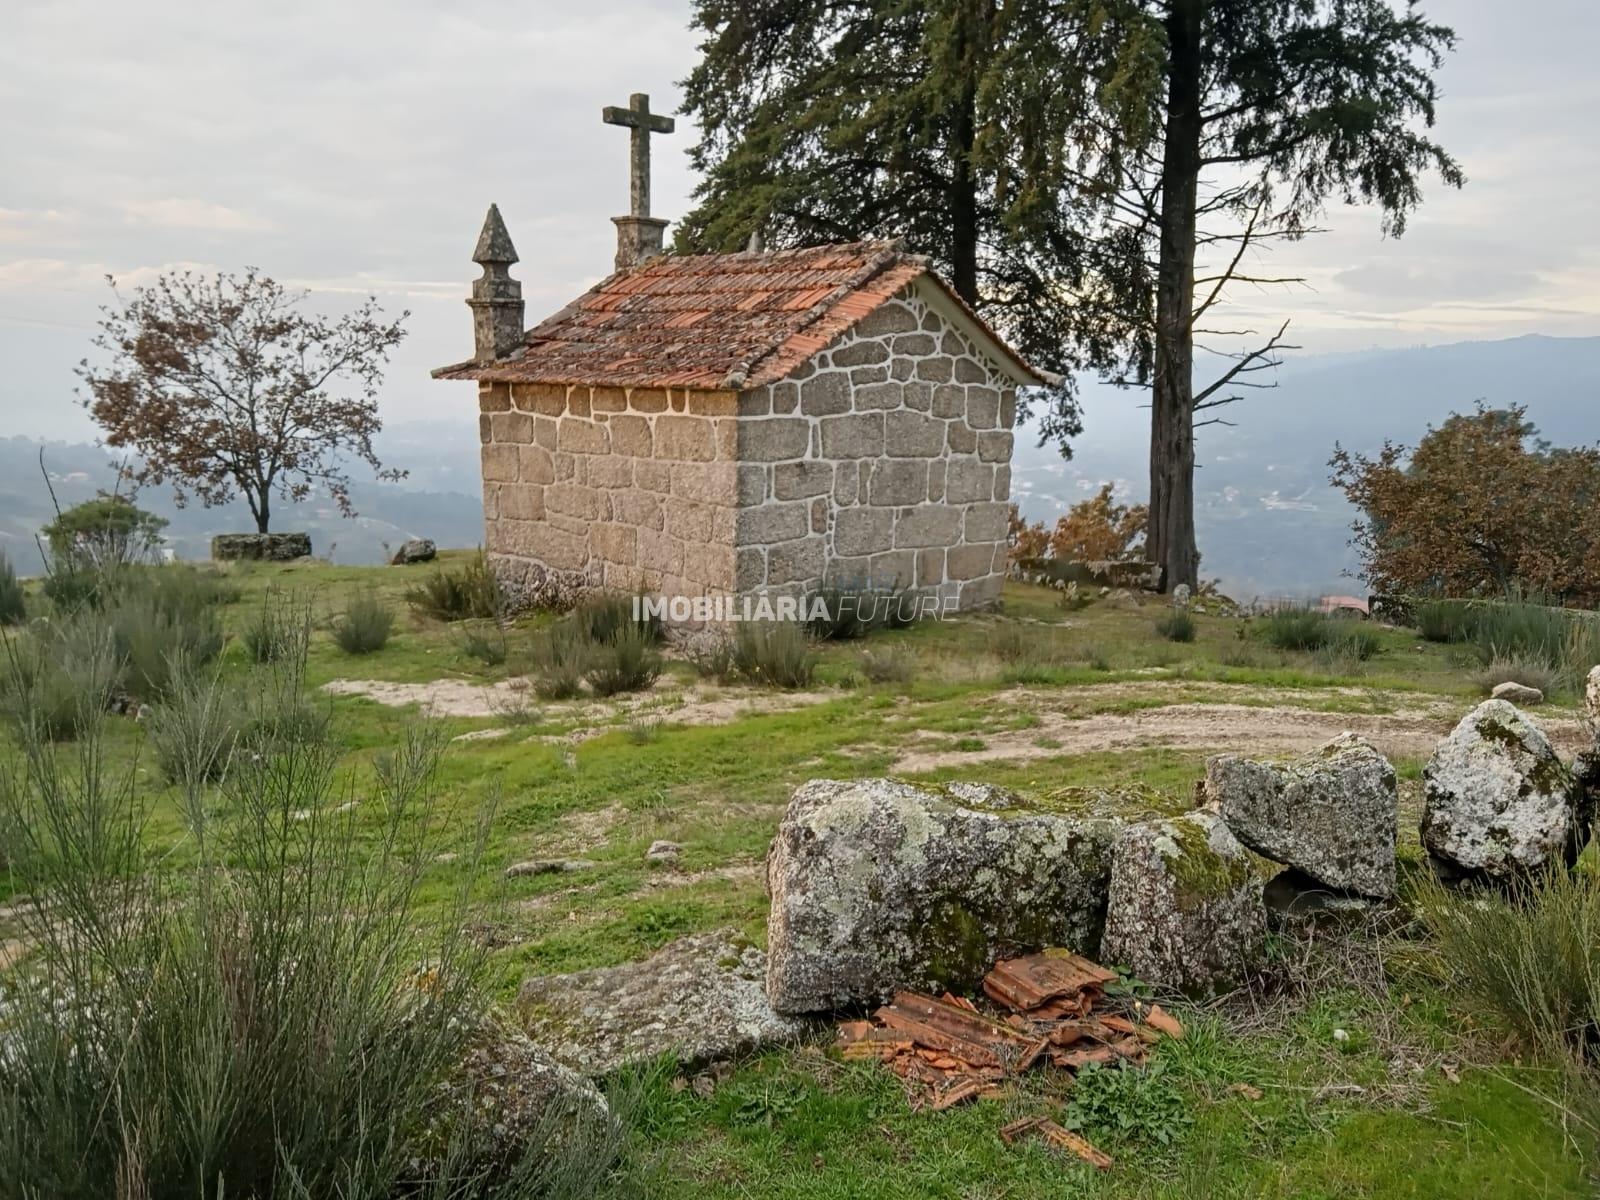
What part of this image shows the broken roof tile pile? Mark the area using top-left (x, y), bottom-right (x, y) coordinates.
top-left (436, 240), bottom-right (1029, 391)
top-left (836, 951), bottom-right (1183, 1131)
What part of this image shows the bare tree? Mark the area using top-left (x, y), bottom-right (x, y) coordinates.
top-left (78, 269), bottom-right (408, 533)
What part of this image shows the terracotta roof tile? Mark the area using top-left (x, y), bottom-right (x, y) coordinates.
top-left (433, 240), bottom-right (1041, 389)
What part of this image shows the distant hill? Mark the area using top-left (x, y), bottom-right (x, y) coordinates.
top-left (0, 434), bottom-right (485, 576)
top-left (1011, 334), bottom-right (1600, 600)
top-left (5, 334), bottom-right (1595, 593)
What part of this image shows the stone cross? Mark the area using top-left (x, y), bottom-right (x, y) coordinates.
top-left (602, 93), bottom-right (675, 220)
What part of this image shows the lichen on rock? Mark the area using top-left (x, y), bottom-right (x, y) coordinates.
top-left (516, 928), bottom-right (811, 1076)
top-left (1205, 733), bottom-right (1397, 898)
top-left (764, 778), bottom-right (1120, 1014)
top-left (1099, 811), bottom-right (1268, 996)
top-left (1421, 699), bottom-right (1585, 881)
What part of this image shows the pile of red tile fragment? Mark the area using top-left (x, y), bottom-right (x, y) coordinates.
top-left (835, 950), bottom-right (1184, 1168)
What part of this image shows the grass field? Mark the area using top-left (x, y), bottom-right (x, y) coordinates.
top-left (2, 555), bottom-right (1596, 1197)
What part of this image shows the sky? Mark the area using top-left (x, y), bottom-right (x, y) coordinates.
top-left (3, 0), bottom-right (1598, 449)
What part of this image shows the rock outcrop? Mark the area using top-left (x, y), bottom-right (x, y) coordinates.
top-left (1099, 811), bottom-right (1267, 995)
top-left (1421, 700), bottom-right (1584, 880)
top-left (1204, 733), bottom-right (1397, 897)
top-left (1587, 665), bottom-right (1600, 724)
top-left (390, 537), bottom-right (437, 565)
top-left (210, 532), bottom-right (312, 561)
top-left (517, 928), bottom-right (810, 1075)
top-left (764, 778), bottom-right (1119, 1014)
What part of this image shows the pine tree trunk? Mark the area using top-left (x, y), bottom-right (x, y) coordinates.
top-left (948, 37), bottom-right (981, 305)
top-left (1148, 0), bottom-right (1204, 592)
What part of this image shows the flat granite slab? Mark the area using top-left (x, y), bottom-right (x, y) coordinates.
top-left (516, 928), bottom-right (815, 1076)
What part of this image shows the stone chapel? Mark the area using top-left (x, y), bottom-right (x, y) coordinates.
top-left (433, 94), bottom-right (1037, 613)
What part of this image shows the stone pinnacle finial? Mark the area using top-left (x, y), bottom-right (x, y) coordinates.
top-left (472, 203), bottom-right (519, 266)
top-left (467, 203), bottom-right (524, 364)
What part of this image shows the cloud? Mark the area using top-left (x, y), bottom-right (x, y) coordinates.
top-left (119, 199), bottom-right (275, 233)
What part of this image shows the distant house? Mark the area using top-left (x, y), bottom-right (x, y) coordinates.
top-left (1317, 595), bottom-right (1369, 618)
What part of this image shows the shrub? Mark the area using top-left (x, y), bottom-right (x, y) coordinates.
top-left (733, 620), bottom-right (816, 689)
top-left (1415, 597), bottom-right (1477, 643)
top-left (458, 619), bottom-right (508, 666)
top-left (572, 591), bottom-right (661, 646)
top-left (1471, 596), bottom-right (1570, 669)
top-left (1326, 622), bottom-right (1382, 661)
top-left (1154, 611), bottom-right (1196, 643)
top-left (40, 493), bottom-right (167, 571)
top-left (41, 567), bottom-right (107, 614)
top-left (0, 681), bottom-right (618, 1198)
top-left (144, 662), bottom-right (244, 787)
top-left (0, 619), bottom-right (119, 741)
top-left (332, 588), bottom-right (394, 654)
top-left (1470, 654), bottom-right (1560, 699)
top-left (240, 588), bottom-right (303, 663)
top-left (861, 645), bottom-right (916, 684)
top-left (0, 552), bottom-right (24, 626)
top-left (807, 587), bottom-right (919, 639)
top-left (1258, 606), bottom-right (1332, 652)
top-left (489, 680), bottom-right (541, 726)
top-left (106, 589), bottom-right (224, 702)
top-left (585, 623), bottom-right (663, 697)
top-left (528, 624), bottom-right (590, 700)
top-left (406, 550), bottom-right (503, 621)
top-left (989, 624), bottom-right (1031, 663)
top-left (684, 631), bottom-right (736, 682)
top-left (1417, 870), bottom-right (1600, 1067)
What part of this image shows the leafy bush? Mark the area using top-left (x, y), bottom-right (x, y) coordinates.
top-left (332, 588), bottom-right (394, 654)
top-left (1065, 1061), bottom-right (1192, 1150)
top-left (1154, 611), bottom-right (1196, 643)
top-left (585, 623), bottom-right (663, 697)
top-left (860, 645), bottom-right (915, 684)
top-left (0, 552), bottom-right (24, 626)
top-left (40, 493), bottom-right (167, 571)
top-left (406, 550), bottom-right (504, 621)
top-left (528, 623), bottom-right (590, 700)
top-left (1418, 870), bottom-right (1600, 1067)
top-left (733, 620), bottom-right (816, 689)
top-left (0, 679), bottom-right (618, 1198)
top-left (1258, 607), bottom-right (1332, 652)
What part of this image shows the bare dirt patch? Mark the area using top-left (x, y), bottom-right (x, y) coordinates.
top-left (321, 675), bottom-right (834, 736)
top-left (892, 694), bottom-right (1589, 774)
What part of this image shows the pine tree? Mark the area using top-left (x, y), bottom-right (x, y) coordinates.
top-left (1073, 0), bottom-right (1462, 589)
top-left (677, 0), bottom-right (1149, 452)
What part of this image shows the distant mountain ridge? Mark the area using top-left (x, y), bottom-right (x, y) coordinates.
top-left (4, 335), bottom-right (1595, 594)
top-left (1010, 334), bottom-right (1600, 599)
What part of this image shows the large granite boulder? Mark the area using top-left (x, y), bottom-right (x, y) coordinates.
top-left (517, 928), bottom-right (811, 1075)
top-left (1421, 700), bottom-right (1585, 881)
top-left (764, 778), bottom-right (1119, 1014)
top-left (1100, 811), bottom-right (1267, 996)
top-left (211, 532), bottom-right (311, 562)
top-left (390, 537), bottom-right (437, 565)
top-left (1204, 733), bottom-right (1397, 898)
